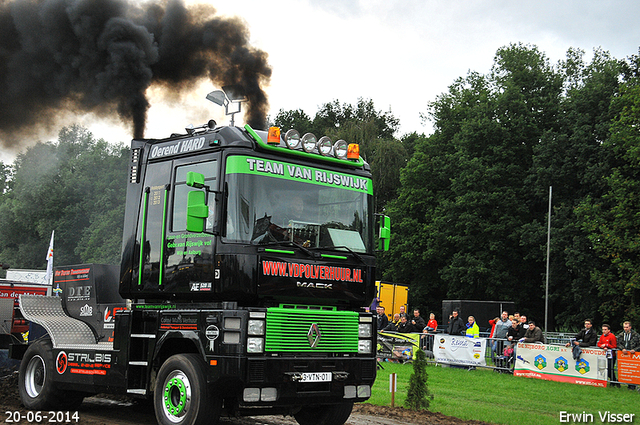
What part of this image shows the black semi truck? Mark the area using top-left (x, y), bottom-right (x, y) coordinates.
top-left (11, 112), bottom-right (390, 425)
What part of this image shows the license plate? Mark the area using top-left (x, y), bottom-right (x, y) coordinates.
top-left (300, 372), bottom-right (332, 382)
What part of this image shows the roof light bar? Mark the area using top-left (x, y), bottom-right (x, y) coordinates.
top-left (247, 124), bottom-right (361, 162)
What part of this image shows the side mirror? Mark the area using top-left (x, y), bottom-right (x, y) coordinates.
top-left (186, 191), bottom-right (208, 233)
top-left (186, 171), bottom-right (205, 188)
top-left (378, 215), bottom-right (391, 252)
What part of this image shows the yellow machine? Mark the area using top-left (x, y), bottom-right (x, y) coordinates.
top-left (375, 281), bottom-right (409, 319)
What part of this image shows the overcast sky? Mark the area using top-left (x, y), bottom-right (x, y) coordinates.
top-left (136, 0), bottom-right (640, 138)
top-left (2, 0), bottom-right (640, 162)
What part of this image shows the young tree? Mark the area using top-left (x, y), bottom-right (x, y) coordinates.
top-left (405, 348), bottom-right (433, 410)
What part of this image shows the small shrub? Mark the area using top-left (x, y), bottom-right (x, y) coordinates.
top-left (405, 348), bottom-right (433, 410)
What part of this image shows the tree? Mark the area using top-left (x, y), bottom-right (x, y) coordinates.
top-left (577, 79), bottom-right (640, 326)
top-left (384, 44), bottom-right (625, 327)
top-left (275, 99), bottom-right (406, 212)
top-left (273, 108), bottom-right (312, 132)
top-left (405, 348), bottom-right (433, 410)
top-left (525, 48), bottom-right (622, 328)
top-left (0, 125), bottom-right (129, 269)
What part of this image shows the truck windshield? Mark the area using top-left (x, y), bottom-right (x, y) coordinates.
top-left (224, 156), bottom-right (373, 254)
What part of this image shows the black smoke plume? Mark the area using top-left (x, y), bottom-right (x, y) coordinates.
top-left (0, 0), bottom-right (271, 146)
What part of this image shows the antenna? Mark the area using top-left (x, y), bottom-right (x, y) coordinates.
top-left (206, 85), bottom-right (247, 127)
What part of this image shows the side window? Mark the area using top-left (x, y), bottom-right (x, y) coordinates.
top-left (173, 161), bottom-right (218, 232)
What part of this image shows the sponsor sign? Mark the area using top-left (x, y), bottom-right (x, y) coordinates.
top-left (262, 260), bottom-right (364, 285)
top-left (513, 343), bottom-right (607, 387)
top-left (149, 137), bottom-right (206, 159)
top-left (617, 351), bottom-right (640, 385)
top-left (55, 350), bottom-right (112, 375)
top-left (0, 284), bottom-right (48, 307)
top-left (433, 335), bottom-right (487, 367)
top-left (160, 313), bottom-right (198, 330)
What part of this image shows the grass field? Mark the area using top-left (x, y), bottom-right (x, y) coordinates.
top-left (368, 362), bottom-right (640, 425)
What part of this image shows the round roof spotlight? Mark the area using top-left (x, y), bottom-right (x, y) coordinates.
top-left (333, 140), bottom-right (348, 159)
top-left (284, 129), bottom-right (301, 149)
top-left (301, 133), bottom-right (317, 153)
top-left (317, 136), bottom-right (332, 156)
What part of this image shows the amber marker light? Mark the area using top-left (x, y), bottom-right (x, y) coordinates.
top-left (347, 143), bottom-right (360, 160)
top-left (267, 126), bottom-right (281, 144)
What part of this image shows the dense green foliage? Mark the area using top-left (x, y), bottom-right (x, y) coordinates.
top-left (0, 125), bottom-right (129, 270)
top-left (383, 44), bottom-right (640, 330)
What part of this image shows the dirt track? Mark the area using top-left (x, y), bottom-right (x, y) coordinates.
top-left (0, 372), bottom-right (488, 425)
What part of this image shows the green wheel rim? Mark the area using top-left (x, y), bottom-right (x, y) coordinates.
top-left (161, 371), bottom-right (192, 422)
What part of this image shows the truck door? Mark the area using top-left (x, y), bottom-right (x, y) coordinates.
top-left (137, 161), bottom-right (171, 290)
top-left (136, 158), bottom-right (218, 294)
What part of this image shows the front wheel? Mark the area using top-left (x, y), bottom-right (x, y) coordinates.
top-left (154, 354), bottom-right (221, 425)
top-left (294, 402), bottom-right (354, 425)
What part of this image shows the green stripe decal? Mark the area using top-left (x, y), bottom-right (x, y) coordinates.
top-left (159, 188), bottom-right (169, 286)
top-left (321, 254), bottom-right (348, 260)
top-left (264, 249), bottom-right (295, 255)
top-left (138, 190), bottom-right (149, 286)
top-left (225, 155), bottom-right (372, 195)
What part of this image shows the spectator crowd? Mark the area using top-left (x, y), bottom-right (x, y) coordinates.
top-left (375, 304), bottom-right (640, 389)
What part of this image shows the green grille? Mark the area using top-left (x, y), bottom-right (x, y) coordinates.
top-left (265, 307), bottom-right (359, 352)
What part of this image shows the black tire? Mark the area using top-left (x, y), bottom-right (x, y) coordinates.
top-left (294, 402), bottom-right (354, 425)
top-left (18, 339), bottom-right (86, 410)
top-left (154, 354), bottom-right (221, 425)
top-left (19, 338), bottom-right (84, 410)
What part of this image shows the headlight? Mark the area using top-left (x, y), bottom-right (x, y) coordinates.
top-left (248, 320), bottom-right (265, 336)
top-left (301, 133), bottom-right (317, 152)
top-left (358, 323), bottom-right (372, 338)
top-left (358, 340), bottom-right (372, 354)
top-left (284, 129), bottom-right (301, 149)
top-left (333, 140), bottom-right (348, 159)
top-left (317, 136), bottom-right (332, 155)
top-left (247, 337), bottom-right (264, 353)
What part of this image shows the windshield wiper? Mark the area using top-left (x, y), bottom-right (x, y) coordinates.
top-left (313, 245), bottom-right (366, 265)
top-left (258, 240), bottom-right (317, 258)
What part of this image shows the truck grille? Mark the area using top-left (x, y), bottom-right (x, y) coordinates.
top-left (265, 306), bottom-right (359, 353)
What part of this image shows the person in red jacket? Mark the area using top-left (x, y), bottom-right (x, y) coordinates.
top-left (424, 313), bottom-right (438, 332)
top-left (598, 324), bottom-right (618, 387)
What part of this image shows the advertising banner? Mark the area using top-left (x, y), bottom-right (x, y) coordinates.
top-left (617, 351), bottom-right (640, 385)
top-left (433, 335), bottom-right (487, 367)
top-left (513, 343), bottom-right (607, 387)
